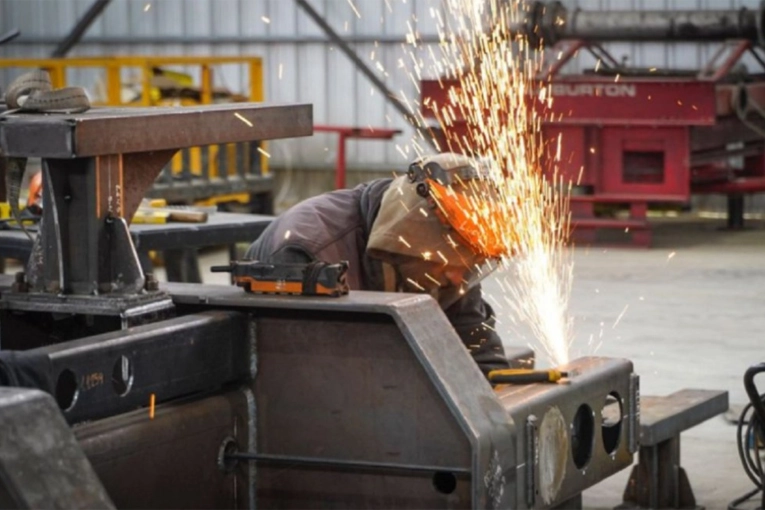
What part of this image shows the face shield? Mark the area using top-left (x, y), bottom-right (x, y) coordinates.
top-left (367, 152), bottom-right (513, 309)
top-left (394, 254), bottom-right (500, 309)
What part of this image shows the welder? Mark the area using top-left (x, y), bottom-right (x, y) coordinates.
top-left (246, 152), bottom-right (531, 376)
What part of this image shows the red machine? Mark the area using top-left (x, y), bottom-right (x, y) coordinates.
top-left (421, 1), bottom-right (765, 246)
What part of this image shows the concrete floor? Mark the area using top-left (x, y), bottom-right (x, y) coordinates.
top-left (509, 218), bottom-right (763, 510)
top-left (187, 216), bottom-right (762, 509)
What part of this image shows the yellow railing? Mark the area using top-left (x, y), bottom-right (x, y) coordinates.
top-left (0, 56), bottom-right (267, 206)
top-left (0, 55), bottom-right (263, 105)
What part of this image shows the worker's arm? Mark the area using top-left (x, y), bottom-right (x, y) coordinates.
top-left (244, 239), bottom-right (315, 265)
top-left (444, 285), bottom-right (510, 377)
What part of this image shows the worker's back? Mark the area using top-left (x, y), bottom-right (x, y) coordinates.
top-left (244, 176), bottom-right (514, 375)
top-left (244, 178), bottom-right (392, 290)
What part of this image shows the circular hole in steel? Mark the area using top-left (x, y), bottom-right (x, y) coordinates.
top-left (601, 392), bottom-right (623, 455)
top-left (571, 404), bottom-right (594, 470)
top-left (111, 355), bottom-right (134, 397)
top-left (55, 369), bottom-right (79, 411)
top-left (217, 437), bottom-right (239, 473)
top-left (432, 471), bottom-right (457, 495)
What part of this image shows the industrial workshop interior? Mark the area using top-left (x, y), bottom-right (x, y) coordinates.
top-left (5, 0), bottom-right (765, 508)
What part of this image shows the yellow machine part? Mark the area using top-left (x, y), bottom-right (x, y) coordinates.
top-left (195, 193), bottom-right (250, 208)
top-left (132, 210), bottom-right (170, 224)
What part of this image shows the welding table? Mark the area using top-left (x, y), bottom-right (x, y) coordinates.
top-left (0, 212), bottom-right (273, 283)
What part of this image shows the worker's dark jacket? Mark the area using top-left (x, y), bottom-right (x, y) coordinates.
top-left (245, 178), bottom-right (510, 376)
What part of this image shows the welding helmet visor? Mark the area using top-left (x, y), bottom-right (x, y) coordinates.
top-left (407, 152), bottom-right (514, 259)
top-left (392, 253), bottom-right (501, 309)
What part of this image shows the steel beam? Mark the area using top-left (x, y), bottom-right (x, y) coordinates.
top-left (20, 310), bottom-right (251, 424)
top-left (51, 0), bottom-right (112, 58)
top-left (0, 103), bottom-right (313, 158)
top-left (0, 29), bottom-right (20, 46)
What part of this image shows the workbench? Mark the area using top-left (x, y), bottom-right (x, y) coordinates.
top-left (0, 212), bottom-right (273, 283)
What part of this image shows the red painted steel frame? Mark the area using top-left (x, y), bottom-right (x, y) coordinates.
top-left (420, 39), bottom-right (765, 202)
top-left (314, 125), bottom-right (401, 189)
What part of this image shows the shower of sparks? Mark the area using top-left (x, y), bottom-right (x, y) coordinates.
top-left (347, 0), bottom-right (362, 19)
top-left (234, 112), bottom-right (252, 127)
top-left (612, 304), bottom-right (629, 329)
top-left (397, 0), bottom-right (574, 365)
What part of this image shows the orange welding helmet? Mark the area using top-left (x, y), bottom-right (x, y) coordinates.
top-left (407, 153), bottom-right (512, 260)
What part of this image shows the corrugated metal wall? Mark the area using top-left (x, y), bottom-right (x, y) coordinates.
top-left (0, 0), bottom-right (763, 173)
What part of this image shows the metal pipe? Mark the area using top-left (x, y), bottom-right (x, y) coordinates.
top-left (50, 0), bottom-right (113, 58)
top-left (523, 1), bottom-right (765, 46)
top-left (227, 452), bottom-right (471, 475)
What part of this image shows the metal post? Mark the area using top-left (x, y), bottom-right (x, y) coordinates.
top-left (294, 0), bottom-right (437, 151)
top-left (50, 0), bottom-right (113, 58)
top-left (727, 194), bottom-right (745, 229)
top-left (335, 133), bottom-right (347, 189)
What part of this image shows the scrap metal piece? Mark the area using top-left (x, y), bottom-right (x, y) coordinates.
top-left (0, 387), bottom-right (114, 509)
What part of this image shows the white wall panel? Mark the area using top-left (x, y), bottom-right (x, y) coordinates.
top-left (1, 0), bottom-right (764, 171)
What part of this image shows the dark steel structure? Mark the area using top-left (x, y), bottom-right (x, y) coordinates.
top-left (0, 271), bottom-right (639, 509)
top-left (0, 99), bottom-right (727, 509)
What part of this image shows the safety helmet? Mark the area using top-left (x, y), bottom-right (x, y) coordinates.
top-left (407, 152), bottom-right (511, 259)
top-left (366, 152), bottom-right (512, 309)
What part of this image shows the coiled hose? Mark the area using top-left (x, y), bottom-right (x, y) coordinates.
top-left (729, 363), bottom-right (765, 510)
